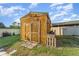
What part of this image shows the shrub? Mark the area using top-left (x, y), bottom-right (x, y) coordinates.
top-left (13, 32), bottom-right (15, 36)
top-left (2, 32), bottom-right (11, 37)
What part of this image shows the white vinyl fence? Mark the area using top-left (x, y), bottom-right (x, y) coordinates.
top-left (0, 28), bottom-right (20, 37)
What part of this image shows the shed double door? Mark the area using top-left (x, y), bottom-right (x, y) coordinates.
top-left (25, 21), bottom-right (40, 43)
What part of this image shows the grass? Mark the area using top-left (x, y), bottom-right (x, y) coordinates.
top-left (56, 35), bottom-right (79, 47)
top-left (1, 35), bottom-right (79, 56)
top-left (7, 41), bottom-right (79, 56)
top-left (0, 35), bottom-right (20, 48)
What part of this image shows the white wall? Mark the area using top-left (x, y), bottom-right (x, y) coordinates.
top-left (0, 28), bottom-right (20, 37)
top-left (63, 26), bottom-right (79, 35)
top-left (52, 25), bottom-right (79, 35)
top-left (51, 27), bottom-right (63, 35)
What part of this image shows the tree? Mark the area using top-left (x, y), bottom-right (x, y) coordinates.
top-left (0, 22), bottom-right (5, 28)
top-left (10, 22), bottom-right (20, 29)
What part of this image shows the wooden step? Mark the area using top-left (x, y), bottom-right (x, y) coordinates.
top-left (21, 41), bottom-right (38, 49)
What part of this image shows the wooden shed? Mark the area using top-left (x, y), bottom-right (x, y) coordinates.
top-left (20, 12), bottom-right (51, 45)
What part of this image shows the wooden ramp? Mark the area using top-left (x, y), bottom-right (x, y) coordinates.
top-left (21, 41), bottom-right (38, 49)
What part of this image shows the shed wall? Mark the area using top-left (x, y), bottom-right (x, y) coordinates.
top-left (21, 13), bottom-right (51, 45)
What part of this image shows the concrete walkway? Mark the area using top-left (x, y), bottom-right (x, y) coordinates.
top-left (0, 48), bottom-right (9, 56)
top-left (0, 51), bottom-right (9, 56)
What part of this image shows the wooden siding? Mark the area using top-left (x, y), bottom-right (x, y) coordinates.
top-left (20, 12), bottom-right (51, 45)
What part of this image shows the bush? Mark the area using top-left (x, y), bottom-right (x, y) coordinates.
top-left (13, 32), bottom-right (15, 36)
top-left (2, 32), bottom-right (11, 37)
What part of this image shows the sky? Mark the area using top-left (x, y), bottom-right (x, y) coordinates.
top-left (0, 3), bottom-right (79, 27)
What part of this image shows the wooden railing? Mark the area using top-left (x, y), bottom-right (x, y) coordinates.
top-left (47, 34), bottom-right (56, 47)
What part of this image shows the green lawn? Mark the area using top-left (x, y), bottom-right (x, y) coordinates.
top-left (56, 35), bottom-right (79, 47)
top-left (7, 41), bottom-right (79, 56)
top-left (6, 35), bottom-right (79, 56)
top-left (1, 35), bottom-right (79, 56)
top-left (0, 35), bottom-right (20, 48)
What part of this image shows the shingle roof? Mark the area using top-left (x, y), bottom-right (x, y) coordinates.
top-left (53, 20), bottom-right (79, 26)
top-left (21, 12), bottom-right (48, 19)
top-left (30, 12), bottom-right (48, 14)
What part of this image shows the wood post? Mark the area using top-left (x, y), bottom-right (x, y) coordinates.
top-left (54, 36), bottom-right (56, 47)
top-left (52, 37), bottom-right (53, 47)
top-left (25, 23), bottom-right (26, 40)
top-left (46, 37), bottom-right (49, 47)
top-left (30, 22), bottom-right (32, 41)
top-left (38, 21), bottom-right (40, 44)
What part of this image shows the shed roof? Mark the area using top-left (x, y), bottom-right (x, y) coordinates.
top-left (30, 12), bottom-right (48, 14)
top-left (20, 12), bottom-right (51, 24)
top-left (21, 12), bottom-right (48, 19)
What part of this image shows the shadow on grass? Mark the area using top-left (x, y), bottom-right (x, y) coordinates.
top-left (56, 35), bottom-right (79, 48)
